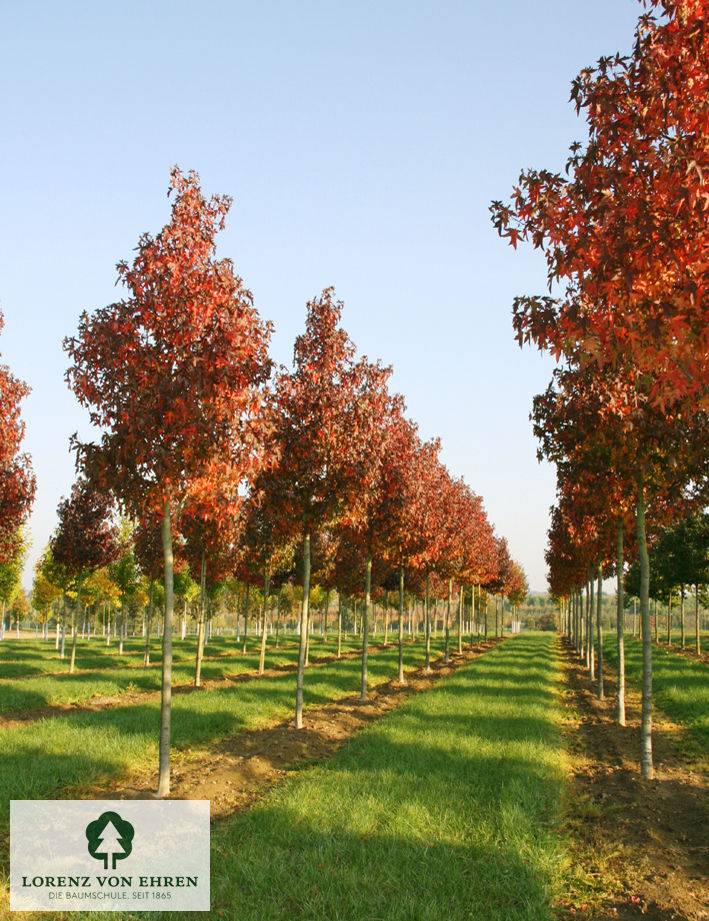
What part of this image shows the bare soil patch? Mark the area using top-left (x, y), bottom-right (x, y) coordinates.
top-left (82, 640), bottom-right (501, 818)
top-left (559, 639), bottom-right (708, 921)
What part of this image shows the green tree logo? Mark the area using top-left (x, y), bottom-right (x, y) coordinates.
top-left (85, 811), bottom-right (134, 870)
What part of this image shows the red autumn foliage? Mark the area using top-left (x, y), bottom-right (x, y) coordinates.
top-left (492, 0), bottom-right (709, 412)
top-left (0, 311), bottom-right (35, 561)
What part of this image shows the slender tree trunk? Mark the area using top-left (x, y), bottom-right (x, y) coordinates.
top-left (654, 597), bottom-right (658, 644)
top-left (424, 571), bottom-right (432, 673)
top-left (360, 555), bottom-right (372, 701)
top-left (195, 552), bottom-right (207, 688)
top-left (588, 575), bottom-right (595, 681)
top-left (144, 579), bottom-right (154, 667)
top-left (295, 532), bottom-right (311, 730)
top-left (69, 575), bottom-right (83, 675)
top-left (470, 584), bottom-right (476, 647)
top-left (305, 597), bottom-right (312, 667)
top-left (636, 480), bottom-right (654, 780)
top-left (337, 592), bottom-right (342, 659)
top-left (457, 584), bottom-right (463, 654)
top-left (322, 589), bottom-right (329, 642)
top-left (696, 586), bottom-right (701, 655)
top-left (616, 519), bottom-right (626, 726)
top-left (633, 597), bottom-right (637, 637)
top-left (596, 563), bottom-right (603, 700)
top-left (444, 577), bottom-right (452, 664)
top-left (500, 594), bottom-right (505, 636)
top-left (680, 585), bottom-right (685, 649)
top-left (398, 565), bottom-right (405, 684)
top-left (60, 595), bottom-right (66, 659)
top-left (667, 591), bottom-right (672, 647)
top-left (275, 591), bottom-right (281, 649)
top-left (258, 562), bottom-right (270, 676)
top-left (242, 583), bottom-right (250, 655)
top-left (157, 498), bottom-right (174, 798)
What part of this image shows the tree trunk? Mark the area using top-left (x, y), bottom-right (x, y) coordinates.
top-left (242, 583), bottom-right (250, 655)
top-left (444, 577), bottom-right (452, 664)
top-left (337, 592), bottom-right (342, 660)
top-left (616, 519), bottom-right (626, 726)
top-left (275, 591), bottom-right (281, 649)
top-left (696, 586), bottom-right (701, 655)
top-left (360, 555), bottom-right (372, 701)
top-left (258, 562), bottom-right (270, 676)
top-left (144, 579), bottom-right (153, 667)
top-left (398, 565), bottom-right (405, 685)
top-left (69, 575), bottom-right (83, 675)
top-left (588, 574), bottom-right (595, 681)
top-left (60, 595), bottom-right (66, 659)
top-left (596, 562), bottom-right (603, 700)
top-left (322, 589), bottom-right (329, 642)
top-left (295, 532), bottom-right (311, 730)
top-left (424, 571), bottom-right (432, 673)
top-left (195, 552), bottom-right (207, 688)
top-left (469, 584), bottom-right (476, 647)
top-left (680, 585), bottom-right (685, 649)
top-left (457, 583), bottom-right (463, 654)
top-left (667, 590), bottom-right (672, 647)
top-left (157, 498), bottom-right (174, 797)
top-left (636, 479), bottom-right (654, 779)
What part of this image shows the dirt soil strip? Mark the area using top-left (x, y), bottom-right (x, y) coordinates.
top-left (0, 642), bottom-right (394, 729)
top-left (79, 640), bottom-right (502, 816)
top-left (560, 638), bottom-right (709, 921)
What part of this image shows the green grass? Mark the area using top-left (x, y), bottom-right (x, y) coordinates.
top-left (603, 634), bottom-right (709, 750)
top-left (0, 636), bottom-right (369, 714)
top-left (0, 638), bottom-right (451, 831)
top-left (136, 632), bottom-right (569, 921)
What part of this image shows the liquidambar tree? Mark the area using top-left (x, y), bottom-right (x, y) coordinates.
top-left (0, 310), bottom-right (35, 561)
top-left (65, 167), bottom-right (272, 795)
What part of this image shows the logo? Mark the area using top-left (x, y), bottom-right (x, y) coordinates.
top-left (85, 811), bottom-right (135, 870)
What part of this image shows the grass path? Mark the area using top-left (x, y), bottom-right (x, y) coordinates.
top-left (141, 632), bottom-right (570, 921)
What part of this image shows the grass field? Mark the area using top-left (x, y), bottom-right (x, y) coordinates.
top-left (139, 632), bottom-right (569, 921)
top-left (0, 635), bottom-right (372, 714)
top-left (0, 638), bottom-right (452, 828)
top-left (603, 634), bottom-right (709, 751)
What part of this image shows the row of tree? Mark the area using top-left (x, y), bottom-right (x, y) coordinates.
top-left (493, 0), bottom-right (709, 778)
top-left (1, 167), bottom-right (526, 796)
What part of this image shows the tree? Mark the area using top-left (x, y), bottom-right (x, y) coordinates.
top-left (0, 528), bottom-right (29, 639)
top-left (0, 310), bottom-right (35, 561)
top-left (50, 477), bottom-right (118, 673)
top-left (491, 1), bottom-right (709, 414)
top-left (65, 167), bottom-right (273, 794)
top-left (261, 288), bottom-right (362, 729)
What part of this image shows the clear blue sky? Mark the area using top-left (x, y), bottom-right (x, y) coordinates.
top-left (1, 0), bottom-right (642, 592)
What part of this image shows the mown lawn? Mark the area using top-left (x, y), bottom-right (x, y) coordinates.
top-left (604, 634), bottom-right (709, 750)
top-left (146, 632), bottom-right (569, 921)
top-left (0, 638), bottom-right (449, 828)
top-left (0, 635), bottom-right (370, 715)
